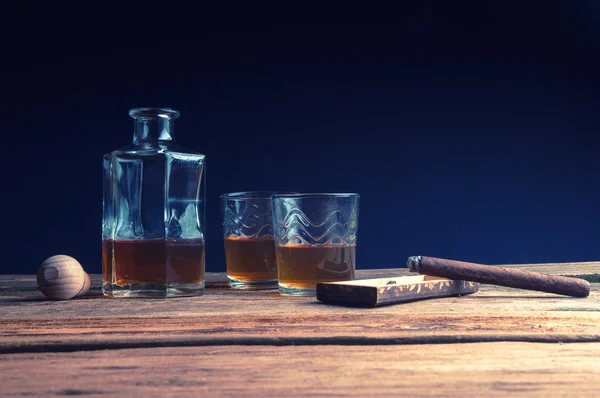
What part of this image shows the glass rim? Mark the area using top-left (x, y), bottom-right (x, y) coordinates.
top-left (220, 191), bottom-right (297, 200)
top-left (271, 193), bottom-right (359, 199)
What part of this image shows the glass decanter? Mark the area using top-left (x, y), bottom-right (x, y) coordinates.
top-left (102, 108), bottom-right (206, 298)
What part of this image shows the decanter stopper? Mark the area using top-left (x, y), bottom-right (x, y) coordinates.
top-left (37, 255), bottom-right (91, 300)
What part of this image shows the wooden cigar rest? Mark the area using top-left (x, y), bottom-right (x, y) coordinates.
top-left (316, 275), bottom-right (479, 307)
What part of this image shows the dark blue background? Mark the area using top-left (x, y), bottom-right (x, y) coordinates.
top-left (3, 3), bottom-right (600, 274)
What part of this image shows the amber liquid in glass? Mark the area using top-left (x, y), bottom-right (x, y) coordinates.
top-left (102, 238), bottom-right (205, 286)
top-left (224, 236), bottom-right (277, 284)
top-left (276, 244), bottom-right (355, 289)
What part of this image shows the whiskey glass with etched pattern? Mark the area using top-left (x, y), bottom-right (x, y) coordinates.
top-left (272, 193), bottom-right (359, 296)
top-left (220, 191), bottom-right (295, 289)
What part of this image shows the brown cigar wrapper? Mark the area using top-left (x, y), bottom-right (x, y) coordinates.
top-left (407, 256), bottom-right (590, 298)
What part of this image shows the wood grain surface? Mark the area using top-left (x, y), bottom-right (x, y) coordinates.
top-left (1, 268), bottom-right (598, 353)
top-left (0, 264), bottom-right (598, 397)
top-left (1, 343), bottom-right (599, 397)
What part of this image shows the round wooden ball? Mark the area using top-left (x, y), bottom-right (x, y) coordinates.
top-left (37, 255), bottom-right (91, 300)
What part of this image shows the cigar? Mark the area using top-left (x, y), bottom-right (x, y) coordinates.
top-left (407, 256), bottom-right (590, 298)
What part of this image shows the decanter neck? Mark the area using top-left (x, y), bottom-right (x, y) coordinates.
top-left (129, 108), bottom-right (179, 143)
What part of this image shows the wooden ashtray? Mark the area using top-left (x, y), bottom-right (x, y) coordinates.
top-left (316, 275), bottom-right (479, 307)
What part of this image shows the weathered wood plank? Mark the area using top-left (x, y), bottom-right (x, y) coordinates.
top-left (1, 265), bottom-right (596, 395)
top-left (0, 266), bottom-right (598, 354)
top-left (1, 343), bottom-right (599, 397)
top-left (1, 312), bottom-right (598, 354)
top-left (2, 281), bottom-right (597, 319)
top-left (0, 285), bottom-right (598, 353)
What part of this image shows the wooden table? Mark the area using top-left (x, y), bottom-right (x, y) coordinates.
top-left (1, 263), bottom-right (598, 397)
